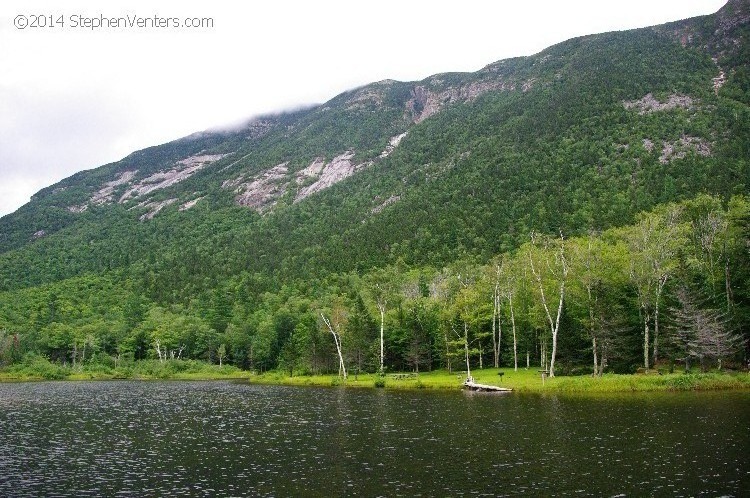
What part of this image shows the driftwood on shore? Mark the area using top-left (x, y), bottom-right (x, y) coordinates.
top-left (463, 378), bottom-right (512, 392)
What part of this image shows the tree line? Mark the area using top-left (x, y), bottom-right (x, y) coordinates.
top-left (1, 194), bottom-right (748, 376)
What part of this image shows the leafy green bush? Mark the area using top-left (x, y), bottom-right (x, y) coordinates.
top-left (11, 354), bottom-right (68, 380)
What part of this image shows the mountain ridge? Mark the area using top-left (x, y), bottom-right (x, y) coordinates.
top-left (0, 0), bottom-right (747, 288)
top-left (1, 1), bottom-right (749, 377)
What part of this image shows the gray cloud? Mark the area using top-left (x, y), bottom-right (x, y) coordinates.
top-left (0, 86), bottom-right (142, 214)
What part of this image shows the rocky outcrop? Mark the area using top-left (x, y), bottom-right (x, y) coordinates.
top-left (137, 198), bottom-right (178, 221)
top-left (67, 153), bottom-right (227, 218)
top-left (406, 79), bottom-right (513, 123)
top-left (232, 163), bottom-right (289, 212)
top-left (119, 154), bottom-right (226, 203)
top-left (379, 133), bottom-right (408, 158)
top-left (295, 152), bottom-right (368, 202)
top-left (623, 93), bottom-right (695, 114)
top-left (712, 58), bottom-right (727, 94)
top-left (295, 157), bottom-right (326, 183)
top-left (179, 197), bottom-right (204, 211)
top-left (91, 170), bottom-right (138, 205)
top-left (659, 135), bottom-right (711, 164)
top-left (655, 0), bottom-right (750, 61)
top-left (221, 131), bottom-right (411, 212)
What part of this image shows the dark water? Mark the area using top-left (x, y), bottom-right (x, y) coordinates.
top-left (0, 381), bottom-right (748, 497)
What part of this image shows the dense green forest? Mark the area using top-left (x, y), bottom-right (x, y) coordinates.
top-left (1, 1), bottom-right (749, 378)
top-left (1, 195), bottom-right (747, 378)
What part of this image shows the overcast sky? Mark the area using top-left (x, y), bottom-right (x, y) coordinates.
top-left (0, 0), bottom-right (727, 217)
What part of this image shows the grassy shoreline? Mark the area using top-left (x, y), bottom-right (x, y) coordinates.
top-left (246, 368), bottom-right (750, 393)
top-left (3, 360), bottom-right (748, 393)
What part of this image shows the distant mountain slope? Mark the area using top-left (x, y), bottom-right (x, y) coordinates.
top-left (0, 0), bottom-right (748, 295)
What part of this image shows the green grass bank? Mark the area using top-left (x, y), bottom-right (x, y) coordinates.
top-left (246, 367), bottom-right (750, 393)
top-left (2, 357), bottom-right (748, 393)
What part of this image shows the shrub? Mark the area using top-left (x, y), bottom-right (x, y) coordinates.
top-left (12, 354), bottom-right (68, 380)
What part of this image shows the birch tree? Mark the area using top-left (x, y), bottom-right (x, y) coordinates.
top-left (626, 205), bottom-right (686, 369)
top-left (490, 255), bottom-right (521, 370)
top-left (453, 285), bottom-right (483, 381)
top-left (430, 270), bottom-right (456, 373)
top-left (569, 233), bottom-right (629, 375)
top-left (366, 267), bottom-right (400, 375)
top-left (526, 231), bottom-right (569, 378)
top-left (320, 307), bottom-right (347, 380)
top-left (489, 260), bottom-right (503, 368)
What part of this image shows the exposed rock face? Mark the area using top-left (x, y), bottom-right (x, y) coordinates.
top-left (623, 93), bottom-right (695, 114)
top-left (67, 153), bottom-right (227, 219)
top-left (137, 198), bottom-right (178, 221)
top-left (295, 152), bottom-right (366, 202)
top-left (717, 0), bottom-right (750, 24)
top-left (232, 163), bottom-right (289, 212)
top-left (655, 0), bottom-right (750, 60)
top-left (91, 170), bottom-right (138, 205)
top-left (712, 58), bottom-right (727, 94)
top-left (67, 204), bottom-right (88, 213)
top-left (406, 79), bottom-right (513, 123)
top-left (222, 130), bottom-right (411, 212)
top-left (221, 150), bottom-right (384, 213)
top-left (659, 135), bottom-right (712, 164)
top-left (295, 157), bottom-right (326, 183)
top-left (119, 154), bottom-right (227, 203)
top-left (179, 197), bottom-right (204, 211)
top-left (379, 132), bottom-right (408, 158)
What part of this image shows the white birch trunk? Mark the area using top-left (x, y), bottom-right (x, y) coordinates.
top-left (155, 339), bottom-right (164, 363)
top-left (592, 336), bottom-right (598, 377)
top-left (497, 299), bottom-right (502, 368)
top-left (492, 284), bottom-right (499, 368)
top-left (509, 293), bottom-right (518, 371)
top-left (550, 280), bottom-right (564, 377)
top-left (643, 313), bottom-right (650, 370)
top-left (321, 313), bottom-right (347, 380)
top-left (587, 285), bottom-right (597, 376)
top-left (378, 304), bottom-right (385, 374)
top-left (464, 322), bottom-right (472, 381)
top-left (725, 255), bottom-right (732, 311)
top-left (528, 240), bottom-right (567, 378)
top-left (444, 330), bottom-right (452, 374)
top-left (653, 275), bottom-right (667, 366)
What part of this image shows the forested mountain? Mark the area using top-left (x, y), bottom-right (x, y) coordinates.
top-left (1, 0), bottom-right (749, 377)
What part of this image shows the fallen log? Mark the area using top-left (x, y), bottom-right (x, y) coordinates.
top-left (463, 378), bottom-right (512, 392)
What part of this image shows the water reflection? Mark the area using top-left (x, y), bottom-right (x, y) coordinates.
top-left (0, 381), bottom-right (747, 496)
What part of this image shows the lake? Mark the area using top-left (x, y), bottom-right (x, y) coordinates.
top-left (0, 381), bottom-right (748, 496)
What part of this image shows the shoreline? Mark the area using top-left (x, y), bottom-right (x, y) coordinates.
top-left (2, 365), bottom-right (749, 393)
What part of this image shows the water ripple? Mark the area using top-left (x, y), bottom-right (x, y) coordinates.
top-left (0, 381), bottom-right (747, 496)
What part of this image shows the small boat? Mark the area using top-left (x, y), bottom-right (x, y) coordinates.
top-left (463, 378), bottom-right (512, 392)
